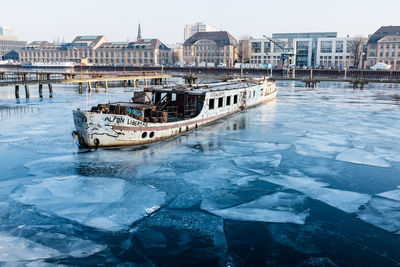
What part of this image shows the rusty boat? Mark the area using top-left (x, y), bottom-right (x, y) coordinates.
top-left (73, 78), bottom-right (277, 148)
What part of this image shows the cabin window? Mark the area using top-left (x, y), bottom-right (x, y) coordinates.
top-left (260, 89), bottom-right (263, 96)
top-left (234, 95), bottom-right (238, 104)
top-left (209, 99), bottom-right (215, 109)
top-left (218, 97), bottom-right (223, 108)
top-left (253, 91), bottom-right (256, 97)
top-left (226, 96), bottom-right (231, 106)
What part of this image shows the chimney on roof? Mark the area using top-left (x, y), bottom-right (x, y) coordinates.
top-left (137, 23), bottom-right (142, 41)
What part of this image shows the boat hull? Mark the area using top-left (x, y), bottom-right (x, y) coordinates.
top-left (73, 82), bottom-right (277, 148)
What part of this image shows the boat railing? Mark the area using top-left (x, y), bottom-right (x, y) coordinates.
top-left (166, 106), bottom-right (178, 121)
top-left (183, 104), bottom-right (196, 118)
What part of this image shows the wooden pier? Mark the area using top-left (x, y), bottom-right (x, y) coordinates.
top-left (0, 70), bottom-right (171, 99)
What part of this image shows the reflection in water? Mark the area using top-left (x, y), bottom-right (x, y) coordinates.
top-left (0, 105), bottom-right (39, 119)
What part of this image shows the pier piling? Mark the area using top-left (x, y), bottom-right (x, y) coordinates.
top-left (39, 84), bottom-right (43, 98)
top-left (87, 82), bottom-right (92, 93)
top-left (24, 85), bottom-right (30, 98)
top-left (48, 84), bottom-right (53, 98)
top-left (78, 83), bottom-right (83, 94)
top-left (15, 85), bottom-right (19, 99)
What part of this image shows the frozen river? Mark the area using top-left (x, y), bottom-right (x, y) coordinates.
top-left (0, 80), bottom-right (399, 266)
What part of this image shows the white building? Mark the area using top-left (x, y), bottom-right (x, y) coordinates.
top-left (0, 26), bottom-right (12, 36)
top-left (184, 22), bottom-right (216, 42)
top-left (0, 26), bottom-right (27, 59)
top-left (316, 37), bottom-right (354, 68)
top-left (249, 38), bottom-right (309, 67)
top-left (249, 35), bottom-right (354, 68)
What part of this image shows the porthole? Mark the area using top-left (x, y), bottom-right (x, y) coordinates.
top-left (94, 138), bottom-right (100, 147)
top-left (142, 132), bottom-right (147, 138)
top-left (186, 126), bottom-right (189, 131)
top-left (149, 131), bottom-right (155, 138)
top-left (179, 127), bottom-right (182, 133)
top-left (195, 124), bottom-right (198, 129)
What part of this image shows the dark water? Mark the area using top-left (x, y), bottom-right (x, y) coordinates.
top-left (0, 80), bottom-right (399, 266)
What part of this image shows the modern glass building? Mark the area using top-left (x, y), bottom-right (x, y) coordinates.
top-left (272, 32), bottom-right (337, 67)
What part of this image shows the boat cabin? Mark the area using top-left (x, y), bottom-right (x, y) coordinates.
top-left (90, 87), bottom-right (206, 123)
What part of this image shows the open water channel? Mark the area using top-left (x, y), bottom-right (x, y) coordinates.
top-left (0, 79), bottom-right (399, 266)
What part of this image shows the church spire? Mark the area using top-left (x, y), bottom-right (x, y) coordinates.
top-left (137, 23), bottom-right (142, 41)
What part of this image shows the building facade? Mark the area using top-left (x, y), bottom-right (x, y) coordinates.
top-left (249, 33), bottom-right (355, 68)
top-left (315, 37), bottom-right (354, 68)
top-left (184, 22), bottom-right (216, 42)
top-left (366, 26), bottom-right (400, 70)
top-left (19, 35), bottom-right (172, 66)
top-left (249, 38), bottom-right (295, 67)
top-left (272, 32), bottom-right (337, 67)
top-left (0, 26), bottom-right (27, 60)
top-left (183, 31), bottom-right (238, 67)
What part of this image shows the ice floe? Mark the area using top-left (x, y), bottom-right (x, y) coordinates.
top-left (232, 154), bottom-right (282, 175)
top-left (374, 147), bottom-right (400, 163)
top-left (0, 231), bottom-right (104, 262)
top-left (357, 195), bottom-right (400, 234)
top-left (11, 175), bottom-right (166, 231)
top-left (293, 134), bottom-right (348, 159)
top-left (0, 232), bottom-right (59, 261)
top-left (336, 148), bottom-right (390, 167)
top-left (377, 187), bottom-right (400, 202)
top-left (261, 172), bottom-right (371, 213)
top-left (204, 192), bottom-right (309, 224)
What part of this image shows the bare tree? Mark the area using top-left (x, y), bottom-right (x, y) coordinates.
top-left (171, 49), bottom-right (182, 63)
top-left (349, 37), bottom-right (367, 69)
top-left (237, 36), bottom-right (250, 64)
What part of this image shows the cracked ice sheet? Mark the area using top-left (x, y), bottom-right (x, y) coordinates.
top-left (377, 187), bottom-right (400, 201)
top-left (204, 192), bottom-right (309, 224)
top-left (293, 133), bottom-right (348, 159)
top-left (225, 140), bottom-right (291, 153)
top-left (0, 232), bottom-right (59, 261)
top-left (0, 231), bottom-right (104, 262)
top-left (232, 154), bottom-right (282, 175)
top-left (134, 210), bottom-right (229, 266)
top-left (374, 147), bottom-right (400, 163)
top-left (261, 172), bottom-right (370, 213)
top-left (11, 176), bottom-right (166, 231)
top-left (357, 195), bottom-right (400, 234)
top-left (336, 148), bottom-right (390, 168)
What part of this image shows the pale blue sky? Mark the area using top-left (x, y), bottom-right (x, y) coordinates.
top-left (3, 0), bottom-right (399, 43)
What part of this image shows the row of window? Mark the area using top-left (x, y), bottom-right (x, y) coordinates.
top-left (19, 58), bottom-right (165, 65)
top-left (318, 61), bottom-right (352, 67)
top-left (250, 60), bottom-right (280, 64)
top-left (252, 55), bottom-right (280, 59)
top-left (208, 90), bottom-right (264, 110)
top-left (209, 95), bottom-right (238, 110)
top-left (20, 50), bottom-right (163, 58)
top-left (320, 56), bottom-right (352, 59)
top-left (0, 40), bottom-right (26, 45)
top-left (378, 44), bottom-right (400, 50)
top-left (375, 52), bottom-right (400, 57)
